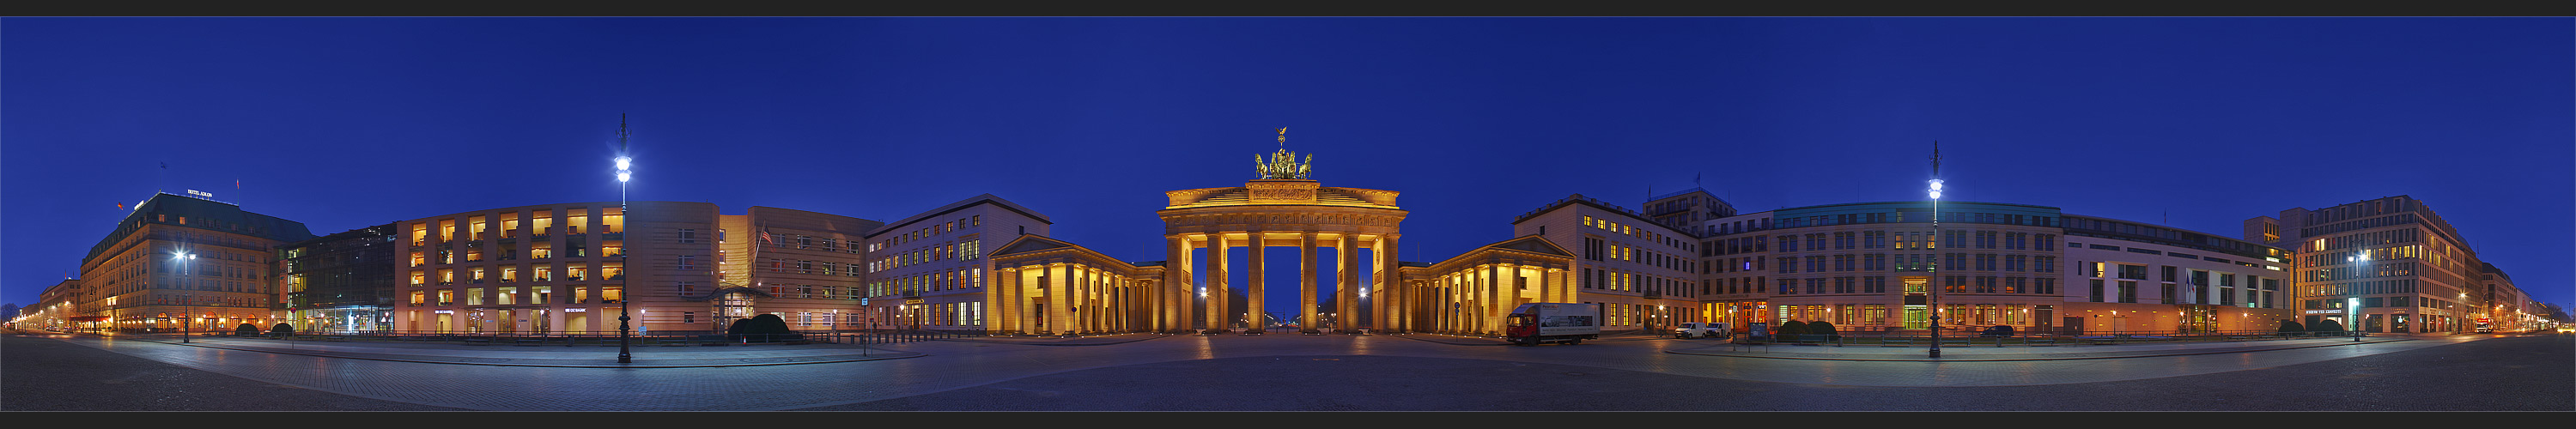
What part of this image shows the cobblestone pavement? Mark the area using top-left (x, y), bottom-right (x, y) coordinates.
top-left (9, 329), bottom-right (2524, 410)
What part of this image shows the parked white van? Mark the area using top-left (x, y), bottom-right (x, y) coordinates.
top-left (1674, 322), bottom-right (1729, 339)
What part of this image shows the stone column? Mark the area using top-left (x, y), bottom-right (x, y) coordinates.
top-left (1378, 235), bottom-right (1400, 332)
top-left (1210, 233), bottom-right (1230, 332)
top-left (1020, 265), bottom-right (1041, 334)
top-left (1301, 232), bottom-right (1318, 332)
top-left (992, 266), bottom-right (1013, 334)
top-left (1249, 230), bottom-right (1266, 332)
top-left (1047, 263), bottom-right (1071, 335)
top-left (1074, 264), bottom-right (1091, 334)
top-left (1337, 233), bottom-right (1357, 331)
top-left (1165, 235), bottom-right (1186, 332)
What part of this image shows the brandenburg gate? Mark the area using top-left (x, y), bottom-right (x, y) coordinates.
top-left (1157, 142), bottom-right (1407, 334)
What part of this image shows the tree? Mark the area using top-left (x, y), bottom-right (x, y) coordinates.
top-left (1776, 320), bottom-right (1807, 342)
top-left (235, 323), bottom-right (259, 336)
top-left (729, 314), bottom-right (795, 341)
top-left (2311, 318), bottom-right (2344, 334)
top-left (2277, 319), bottom-right (2306, 334)
top-left (270, 323), bottom-right (295, 337)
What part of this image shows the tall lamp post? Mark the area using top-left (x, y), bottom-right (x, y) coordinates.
top-left (1927, 142), bottom-right (1944, 359)
top-left (2349, 251), bottom-right (2366, 342)
top-left (177, 250), bottom-right (196, 343)
top-left (614, 117), bottom-right (635, 364)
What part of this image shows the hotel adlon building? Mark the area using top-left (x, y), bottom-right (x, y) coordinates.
top-left (74, 192), bottom-right (314, 333)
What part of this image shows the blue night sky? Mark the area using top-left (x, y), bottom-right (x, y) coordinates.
top-left (5, 17), bottom-right (2569, 314)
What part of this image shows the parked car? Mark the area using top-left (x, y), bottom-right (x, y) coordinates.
top-left (1673, 322), bottom-right (1730, 339)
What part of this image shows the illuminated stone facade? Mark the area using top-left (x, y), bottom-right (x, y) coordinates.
top-left (1158, 178), bottom-right (1406, 334)
top-left (74, 192), bottom-right (313, 333)
top-left (387, 202), bottom-right (879, 334)
top-left (2250, 196), bottom-right (2529, 334)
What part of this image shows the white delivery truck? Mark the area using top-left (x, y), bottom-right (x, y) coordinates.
top-left (1505, 303), bottom-right (1601, 346)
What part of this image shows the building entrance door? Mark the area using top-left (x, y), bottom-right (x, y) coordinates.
top-left (714, 291), bottom-right (756, 331)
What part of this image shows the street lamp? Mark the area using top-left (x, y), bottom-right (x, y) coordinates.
top-left (2348, 251), bottom-right (2366, 341)
top-left (177, 251), bottom-right (195, 343)
top-left (1927, 178), bottom-right (1943, 359)
top-left (614, 117), bottom-right (635, 364)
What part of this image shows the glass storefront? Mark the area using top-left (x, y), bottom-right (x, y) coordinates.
top-left (294, 306), bottom-right (391, 333)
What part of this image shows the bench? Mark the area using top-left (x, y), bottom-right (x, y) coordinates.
top-left (324, 335), bottom-right (349, 341)
top-left (1878, 339), bottom-right (1913, 347)
top-left (461, 336), bottom-right (495, 345)
top-left (514, 337), bottom-right (548, 346)
top-left (2025, 338), bottom-right (2059, 346)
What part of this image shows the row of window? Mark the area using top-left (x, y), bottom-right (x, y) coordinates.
top-left (1778, 231), bottom-right (2057, 252)
top-left (410, 240), bottom-right (623, 266)
top-left (143, 293), bottom-right (269, 308)
top-left (1579, 301), bottom-right (1695, 327)
top-left (2087, 279), bottom-right (2277, 308)
top-left (411, 263), bottom-right (623, 286)
top-left (762, 232), bottom-right (865, 254)
top-left (769, 258), bottom-right (866, 277)
top-left (1579, 236), bottom-right (1692, 273)
top-left (408, 286), bottom-right (621, 306)
top-left (874, 215), bottom-right (981, 251)
top-left (871, 240), bottom-right (982, 273)
top-left (1577, 269), bottom-right (1696, 299)
top-left (1774, 275), bottom-right (2062, 295)
top-left (1774, 304), bottom-right (2031, 327)
top-left (1771, 253), bottom-right (2060, 274)
top-left (1582, 214), bottom-right (1692, 252)
top-left (412, 208), bottom-right (623, 244)
top-left (870, 268), bottom-right (984, 298)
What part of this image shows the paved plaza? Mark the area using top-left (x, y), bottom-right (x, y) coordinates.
top-left (5, 329), bottom-right (2567, 411)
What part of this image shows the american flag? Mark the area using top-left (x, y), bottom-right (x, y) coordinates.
top-left (759, 230), bottom-right (772, 244)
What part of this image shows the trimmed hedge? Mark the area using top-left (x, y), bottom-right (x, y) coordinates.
top-left (1776, 320), bottom-right (1807, 342)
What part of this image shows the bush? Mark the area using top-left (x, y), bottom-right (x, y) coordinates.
top-left (235, 323), bottom-right (259, 336)
top-left (1776, 320), bottom-right (1807, 342)
top-left (2311, 319), bottom-right (2344, 334)
top-left (270, 323), bottom-right (295, 337)
top-left (1807, 321), bottom-right (1838, 341)
top-left (2278, 319), bottom-right (2306, 334)
top-left (728, 314), bottom-right (799, 342)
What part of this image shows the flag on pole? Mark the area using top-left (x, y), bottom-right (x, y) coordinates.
top-left (117, 202), bottom-right (125, 210)
top-left (760, 230), bottom-right (772, 244)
